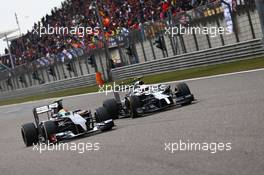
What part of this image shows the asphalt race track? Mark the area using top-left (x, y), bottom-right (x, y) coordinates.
top-left (0, 70), bottom-right (263, 175)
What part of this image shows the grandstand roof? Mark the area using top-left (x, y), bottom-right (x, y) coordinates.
top-left (3, 35), bottom-right (21, 42)
top-left (0, 29), bottom-right (19, 40)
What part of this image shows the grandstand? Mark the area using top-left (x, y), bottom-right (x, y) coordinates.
top-left (2, 0), bottom-right (219, 67)
top-left (0, 0), bottom-right (263, 95)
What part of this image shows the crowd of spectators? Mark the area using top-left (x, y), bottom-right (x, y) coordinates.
top-left (3, 0), bottom-right (219, 67)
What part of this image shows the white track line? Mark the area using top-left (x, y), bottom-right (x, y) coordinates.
top-left (1, 68), bottom-right (264, 108)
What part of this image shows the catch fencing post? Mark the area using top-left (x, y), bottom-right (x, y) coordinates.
top-left (255, 0), bottom-right (264, 39)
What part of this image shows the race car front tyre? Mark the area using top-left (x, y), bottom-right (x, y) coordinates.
top-left (95, 106), bottom-right (112, 123)
top-left (103, 99), bottom-right (120, 119)
top-left (129, 96), bottom-right (141, 118)
top-left (176, 82), bottom-right (191, 96)
top-left (21, 123), bottom-right (38, 147)
top-left (175, 82), bottom-right (194, 105)
top-left (43, 121), bottom-right (58, 143)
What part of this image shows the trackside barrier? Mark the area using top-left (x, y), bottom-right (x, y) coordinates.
top-left (111, 39), bottom-right (264, 80)
top-left (0, 74), bottom-right (96, 100)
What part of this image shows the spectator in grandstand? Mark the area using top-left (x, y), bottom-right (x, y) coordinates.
top-left (9, 0), bottom-right (213, 67)
top-left (4, 48), bottom-right (9, 55)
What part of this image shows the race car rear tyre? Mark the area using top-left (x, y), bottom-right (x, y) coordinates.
top-left (100, 120), bottom-right (114, 132)
top-left (103, 99), bottom-right (119, 119)
top-left (21, 123), bottom-right (38, 147)
top-left (95, 107), bottom-right (112, 123)
top-left (43, 121), bottom-right (58, 143)
top-left (129, 96), bottom-right (141, 118)
top-left (175, 82), bottom-right (193, 105)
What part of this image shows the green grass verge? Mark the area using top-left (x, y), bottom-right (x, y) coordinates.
top-left (1, 57), bottom-right (264, 106)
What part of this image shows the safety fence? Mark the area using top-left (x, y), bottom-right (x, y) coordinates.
top-left (111, 39), bottom-right (264, 80)
top-left (1, 38), bottom-right (263, 100)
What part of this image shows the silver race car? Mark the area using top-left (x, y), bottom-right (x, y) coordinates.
top-left (21, 100), bottom-right (114, 146)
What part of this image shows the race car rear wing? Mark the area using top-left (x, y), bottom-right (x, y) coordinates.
top-left (33, 100), bottom-right (63, 125)
top-left (34, 99), bottom-right (63, 114)
top-left (34, 103), bottom-right (59, 114)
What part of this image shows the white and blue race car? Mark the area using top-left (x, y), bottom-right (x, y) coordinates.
top-left (96, 79), bottom-right (195, 120)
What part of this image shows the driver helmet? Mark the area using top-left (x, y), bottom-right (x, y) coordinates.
top-left (58, 109), bottom-right (67, 118)
top-left (138, 81), bottom-right (144, 85)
